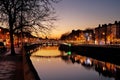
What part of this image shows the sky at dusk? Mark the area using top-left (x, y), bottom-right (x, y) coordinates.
top-left (50, 0), bottom-right (120, 38)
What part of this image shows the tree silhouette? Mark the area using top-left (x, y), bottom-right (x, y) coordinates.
top-left (0, 0), bottom-right (59, 55)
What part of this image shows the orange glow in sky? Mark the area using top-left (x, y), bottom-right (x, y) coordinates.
top-left (49, 0), bottom-right (120, 39)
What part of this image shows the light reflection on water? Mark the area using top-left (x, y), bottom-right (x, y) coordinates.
top-left (30, 46), bottom-right (119, 80)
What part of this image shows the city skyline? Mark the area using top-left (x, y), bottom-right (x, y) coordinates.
top-left (50, 0), bottom-right (120, 39)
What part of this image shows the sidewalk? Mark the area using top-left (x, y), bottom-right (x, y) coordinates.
top-left (0, 48), bottom-right (24, 80)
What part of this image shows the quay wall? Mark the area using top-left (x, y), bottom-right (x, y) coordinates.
top-left (71, 44), bottom-right (120, 55)
top-left (23, 44), bottom-right (41, 80)
top-left (59, 43), bottom-right (120, 55)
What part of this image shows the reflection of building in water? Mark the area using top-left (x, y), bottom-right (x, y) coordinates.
top-left (70, 54), bottom-right (93, 67)
top-left (68, 54), bottom-right (120, 80)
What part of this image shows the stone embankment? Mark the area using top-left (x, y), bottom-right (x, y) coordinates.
top-left (23, 50), bottom-right (40, 80)
top-left (23, 44), bottom-right (41, 80)
top-left (59, 43), bottom-right (120, 55)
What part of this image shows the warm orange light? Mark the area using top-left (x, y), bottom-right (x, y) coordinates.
top-left (6, 32), bottom-right (9, 35)
top-left (102, 32), bottom-right (105, 35)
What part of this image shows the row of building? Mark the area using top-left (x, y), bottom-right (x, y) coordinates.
top-left (95, 21), bottom-right (120, 44)
top-left (0, 27), bottom-right (39, 47)
top-left (60, 21), bottom-right (120, 44)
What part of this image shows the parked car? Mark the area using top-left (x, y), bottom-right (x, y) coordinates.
top-left (0, 42), bottom-right (7, 54)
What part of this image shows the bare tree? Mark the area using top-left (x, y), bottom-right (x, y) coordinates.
top-left (0, 0), bottom-right (59, 55)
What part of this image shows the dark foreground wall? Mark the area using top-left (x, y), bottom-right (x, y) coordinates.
top-left (59, 44), bottom-right (120, 55)
top-left (23, 46), bottom-right (40, 80)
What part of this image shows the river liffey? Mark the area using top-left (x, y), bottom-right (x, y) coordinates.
top-left (30, 46), bottom-right (120, 80)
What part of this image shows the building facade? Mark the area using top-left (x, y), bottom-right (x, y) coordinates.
top-left (95, 21), bottom-right (120, 44)
top-left (0, 27), bottom-right (39, 47)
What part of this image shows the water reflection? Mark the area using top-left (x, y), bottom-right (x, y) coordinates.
top-left (31, 46), bottom-right (120, 80)
top-left (69, 53), bottom-right (120, 80)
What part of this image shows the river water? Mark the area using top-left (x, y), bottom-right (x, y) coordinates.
top-left (30, 46), bottom-right (120, 80)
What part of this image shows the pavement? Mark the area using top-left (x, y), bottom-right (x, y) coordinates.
top-left (0, 48), bottom-right (24, 80)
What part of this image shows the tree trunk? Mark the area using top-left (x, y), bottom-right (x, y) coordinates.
top-left (10, 30), bottom-right (16, 55)
top-left (8, 11), bottom-right (16, 55)
top-left (9, 20), bottom-right (16, 55)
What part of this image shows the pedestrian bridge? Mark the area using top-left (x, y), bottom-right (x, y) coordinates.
top-left (38, 40), bottom-right (63, 46)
